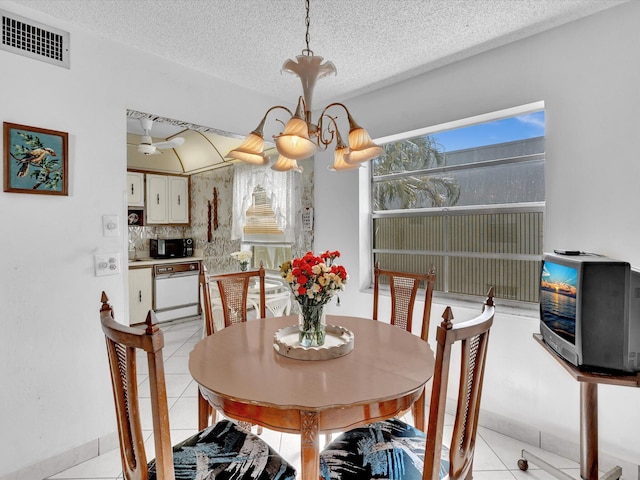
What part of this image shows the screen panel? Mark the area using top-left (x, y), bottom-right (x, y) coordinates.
top-left (540, 260), bottom-right (577, 345)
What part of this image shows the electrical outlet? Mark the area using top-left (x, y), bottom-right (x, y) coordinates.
top-left (102, 215), bottom-right (119, 237)
top-left (94, 253), bottom-right (121, 276)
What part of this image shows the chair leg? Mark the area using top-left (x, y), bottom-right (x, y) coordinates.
top-left (198, 390), bottom-right (213, 430)
top-left (412, 381), bottom-right (430, 431)
top-left (411, 402), bottom-right (424, 430)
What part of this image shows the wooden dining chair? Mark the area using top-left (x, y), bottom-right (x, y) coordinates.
top-left (320, 288), bottom-right (495, 480)
top-left (373, 261), bottom-right (436, 342)
top-left (373, 262), bottom-right (437, 428)
top-left (197, 265), bottom-right (266, 431)
top-left (206, 264), bottom-right (267, 329)
top-left (98, 292), bottom-right (296, 480)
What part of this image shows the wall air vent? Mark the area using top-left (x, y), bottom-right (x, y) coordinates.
top-left (1, 9), bottom-right (69, 68)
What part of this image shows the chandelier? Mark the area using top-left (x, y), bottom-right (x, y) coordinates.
top-left (226, 0), bottom-right (383, 172)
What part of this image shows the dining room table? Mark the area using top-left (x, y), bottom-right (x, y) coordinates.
top-left (188, 314), bottom-right (435, 480)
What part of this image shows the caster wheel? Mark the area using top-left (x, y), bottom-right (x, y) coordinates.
top-left (517, 458), bottom-right (529, 471)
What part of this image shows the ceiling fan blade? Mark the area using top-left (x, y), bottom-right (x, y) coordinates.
top-left (152, 136), bottom-right (185, 149)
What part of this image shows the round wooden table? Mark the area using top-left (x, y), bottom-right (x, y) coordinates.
top-left (189, 315), bottom-right (435, 480)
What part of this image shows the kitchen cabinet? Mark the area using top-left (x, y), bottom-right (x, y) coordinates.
top-left (128, 259), bottom-right (201, 324)
top-left (168, 175), bottom-right (189, 223)
top-left (128, 266), bottom-right (152, 325)
top-left (146, 174), bottom-right (169, 223)
top-left (127, 171), bottom-right (145, 207)
top-left (146, 174), bottom-right (190, 225)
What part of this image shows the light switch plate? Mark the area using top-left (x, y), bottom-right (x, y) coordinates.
top-left (94, 253), bottom-right (121, 276)
top-left (102, 215), bottom-right (119, 237)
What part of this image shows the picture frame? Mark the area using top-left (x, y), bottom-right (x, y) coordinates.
top-left (3, 122), bottom-right (68, 195)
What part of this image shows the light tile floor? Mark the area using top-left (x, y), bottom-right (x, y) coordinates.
top-left (47, 318), bottom-right (588, 480)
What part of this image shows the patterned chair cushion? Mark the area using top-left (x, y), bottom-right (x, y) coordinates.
top-left (319, 418), bottom-right (450, 480)
top-left (148, 420), bottom-right (297, 480)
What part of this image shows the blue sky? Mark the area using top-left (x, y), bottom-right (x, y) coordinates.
top-left (542, 261), bottom-right (577, 287)
top-left (431, 110), bottom-right (545, 152)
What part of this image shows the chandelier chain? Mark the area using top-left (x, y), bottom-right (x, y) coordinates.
top-left (303, 0), bottom-right (312, 55)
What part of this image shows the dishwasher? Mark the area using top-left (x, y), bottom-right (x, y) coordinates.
top-left (153, 261), bottom-right (200, 323)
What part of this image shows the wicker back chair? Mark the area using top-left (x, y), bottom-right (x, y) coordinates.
top-left (199, 264), bottom-right (267, 336)
top-left (99, 292), bottom-right (296, 480)
top-left (373, 261), bottom-right (436, 342)
top-left (320, 288), bottom-right (495, 480)
top-left (197, 265), bottom-right (267, 431)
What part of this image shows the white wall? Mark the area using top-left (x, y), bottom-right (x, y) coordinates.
top-left (0, 2), bottom-right (281, 477)
top-left (316, 0), bottom-right (640, 470)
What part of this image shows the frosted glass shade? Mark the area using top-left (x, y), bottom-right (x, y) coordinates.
top-left (329, 146), bottom-right (358, 171)
top-left (271, 155), bottom-right (303, 173)
top-left (274, 116), bottom-right (317, 160)
top-left (346, 127), bottom-right (384, 164)
top-left (226, 132), bottom-right (269, 165)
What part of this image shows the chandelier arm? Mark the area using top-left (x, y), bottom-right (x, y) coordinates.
top-left (317, 113), bottom-right (338, 148)
top-left (318, 102), bottom-right (350, 118)
top-left (253, 105), bottom-right (295, 135)
top-left (316, 102), bottom-right (353, 148)
top-left (297, 96), bottom-right (310, 121)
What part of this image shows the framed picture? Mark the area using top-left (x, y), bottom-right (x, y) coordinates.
top-left (3, 122), bottom-right (68, 195)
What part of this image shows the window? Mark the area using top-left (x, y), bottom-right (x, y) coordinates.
top-left (372, 104), bottom-right (545, 303)
top-left (232, 163), bottom-right (301, 270)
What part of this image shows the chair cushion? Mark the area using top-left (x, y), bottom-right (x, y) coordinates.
top-left (148, 419), bottom-right (296, 480)
top-left (319, 418), bottom-right (450, 480)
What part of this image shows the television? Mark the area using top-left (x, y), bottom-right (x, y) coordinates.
top-left (539, 251), bottom-right (640, 373)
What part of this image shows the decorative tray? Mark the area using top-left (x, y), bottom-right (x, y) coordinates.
top-left (273, 324), bottom-right (355, 361)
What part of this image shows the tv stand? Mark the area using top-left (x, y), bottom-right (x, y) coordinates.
top-left (518, 334), bottom-right (640, 480)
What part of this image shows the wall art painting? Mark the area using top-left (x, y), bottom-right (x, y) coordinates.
top-left (3, 122), bottom-right (68, 195)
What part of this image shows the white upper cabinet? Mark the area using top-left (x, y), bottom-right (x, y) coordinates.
top-left (127, 171), bottom-right (145, 207)
top-left (145, 174), bottom-right (190, 225)
top-left (168, 175), bottom-right (189, 224)
top-left (146, 174), bottom-right (169, 224)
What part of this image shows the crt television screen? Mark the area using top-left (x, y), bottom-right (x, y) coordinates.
top-left (540, 260), bottom-right (578, 345)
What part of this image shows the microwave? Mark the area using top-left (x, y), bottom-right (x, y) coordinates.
top-left (150, 238), bottom-right (194, 259)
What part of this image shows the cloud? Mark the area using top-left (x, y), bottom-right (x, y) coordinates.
top-left (517, 113), bottom-right (545, 129)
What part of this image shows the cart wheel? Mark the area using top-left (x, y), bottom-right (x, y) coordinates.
top-left (517, 458), bottom-right (529, 471)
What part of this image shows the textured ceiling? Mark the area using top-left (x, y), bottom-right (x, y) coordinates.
top-left (9, 0), bottom-right (626, 173)
top-left (14, 0), bottom-right (626, 107)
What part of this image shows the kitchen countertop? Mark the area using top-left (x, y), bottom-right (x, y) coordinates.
top-left (128, 250), bottom-right (203, 268)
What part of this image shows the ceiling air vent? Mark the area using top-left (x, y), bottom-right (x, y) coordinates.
top-left (1, 9), bottom-right (69, 68)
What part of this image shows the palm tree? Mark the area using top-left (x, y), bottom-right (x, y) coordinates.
top-left (373, 136), bottom-right (460, 210)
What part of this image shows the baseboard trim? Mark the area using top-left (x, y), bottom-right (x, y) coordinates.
top-left (0, 432), bottom-right (118, 480)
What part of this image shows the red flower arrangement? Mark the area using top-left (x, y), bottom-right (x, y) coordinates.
top-left (280, 250), bottom-right (348, 307)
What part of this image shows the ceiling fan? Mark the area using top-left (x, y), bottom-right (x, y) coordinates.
top-left (131, 118), bottom-right (185, 155)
